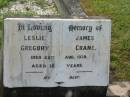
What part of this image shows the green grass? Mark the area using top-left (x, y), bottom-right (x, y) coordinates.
top-left (0, 0), bottom-right (16, 8)
top-left (81, 0), bottom-right (130, 80)
top-left (0, 0), bottom-right (9, 8)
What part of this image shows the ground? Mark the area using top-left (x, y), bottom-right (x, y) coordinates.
top-left (80, 0), bottom-right (130, 81)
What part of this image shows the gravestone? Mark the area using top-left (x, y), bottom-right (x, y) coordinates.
top-left (3, 17), bottom-right (111, 97)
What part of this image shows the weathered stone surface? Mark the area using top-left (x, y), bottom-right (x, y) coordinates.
top-left (54, 0), bottom-right (87, 16)
top-left (4, 18), bottom-right (111, 88)
top-left (107, 81), bottom-right (130, 97)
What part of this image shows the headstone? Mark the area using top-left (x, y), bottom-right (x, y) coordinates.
top-left (3, 17), bottom-right (111, 97)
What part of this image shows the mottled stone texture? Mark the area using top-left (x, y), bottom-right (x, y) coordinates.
top-left (54, 0), bottom-right (87, 16)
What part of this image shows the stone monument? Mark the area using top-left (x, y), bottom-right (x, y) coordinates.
top-left (3, 17), bottom-right (111, 97)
